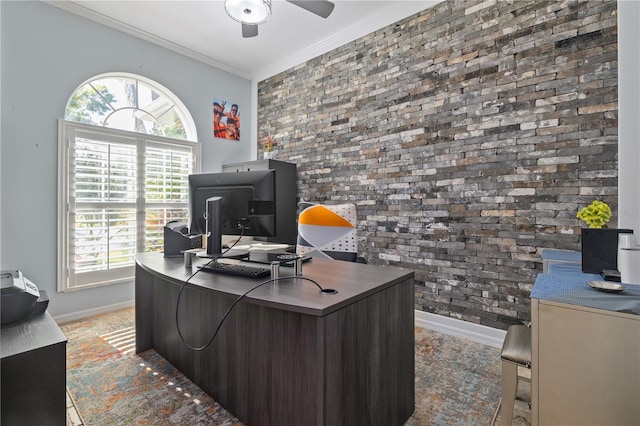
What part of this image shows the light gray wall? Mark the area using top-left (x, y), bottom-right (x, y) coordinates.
top-left (0, 1), bottom-right (253, 319)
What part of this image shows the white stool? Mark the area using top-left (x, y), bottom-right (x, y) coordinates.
top-left (492, 324), bottom-right (531, 425)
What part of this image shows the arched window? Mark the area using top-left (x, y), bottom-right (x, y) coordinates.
top-left (58, 73), bottom-right (200, 291)
top-left (64, 73), bottom-right (197, 140)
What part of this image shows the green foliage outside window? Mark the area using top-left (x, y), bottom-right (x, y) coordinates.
top-left (65, 84), bottom-right (116, 124)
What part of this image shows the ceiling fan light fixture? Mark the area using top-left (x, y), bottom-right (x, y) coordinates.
top-left (225, 0), bottom-right (272, 25)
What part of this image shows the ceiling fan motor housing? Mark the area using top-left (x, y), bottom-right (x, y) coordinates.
top-left (226, 0), bottom-right (335, 38)
top-left (225, 0), bottom-right (272, 25)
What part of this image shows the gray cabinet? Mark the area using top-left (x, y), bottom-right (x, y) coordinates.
top-left (222, 159), bottom-right (292, 173)
top-left (222, 160), bottom-right (297, 245)
top-left (530, 269), bottom-right (640, 425)
top-left (532, 299), bottom-right (640, 425)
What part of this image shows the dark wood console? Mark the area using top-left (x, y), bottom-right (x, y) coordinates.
top-left (1, 312), bottom-right (67, 426)
top-left (135, 252), bottom-right (415, 426)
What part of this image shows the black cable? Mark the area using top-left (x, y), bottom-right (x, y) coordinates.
top-left (177, 260), bottom-right (326, 352)
top-left (175, 231), bottom-right (244, 351)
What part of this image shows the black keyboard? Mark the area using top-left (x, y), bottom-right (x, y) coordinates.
top-left (199, 262), bottom-right (271, 278)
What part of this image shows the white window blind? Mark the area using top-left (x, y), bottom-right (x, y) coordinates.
top-left (58, 120), bottom-right (199, 291)
top-left (144, 142), bottom-right (193, 252)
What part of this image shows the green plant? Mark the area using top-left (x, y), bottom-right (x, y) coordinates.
top-left (576, 200), bottom-right (612, 229)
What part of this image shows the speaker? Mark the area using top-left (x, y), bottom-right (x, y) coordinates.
top-left (581, 228), bottom-right (633, 274)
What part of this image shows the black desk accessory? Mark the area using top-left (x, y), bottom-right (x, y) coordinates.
top-left (199, 197), bottom-right (249, 260)
top-left (163, 221), bottom-right (202, 258)
top-left (1, 270), bottom-right (49, 325)
top-left (198, 262), bottom-right (271, 278)
top-left (246, 251), bottom-right (311, 267)
top-left (601, 269), bottom-right (622, 282)
top-left (581, 228), bottom-right (633, 273)
top-left (248, 251), bottom-right (298, 264)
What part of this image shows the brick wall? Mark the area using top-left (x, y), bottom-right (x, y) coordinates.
top-left (257, 0), bottom-right (619, 329)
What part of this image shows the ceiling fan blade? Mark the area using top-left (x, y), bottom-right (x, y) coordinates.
top-left (286, 0), bottom-right (335, 18)
top-left (242, 23), bottom-right (258, 38)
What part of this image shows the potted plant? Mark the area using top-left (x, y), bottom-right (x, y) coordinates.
top-left (577, 200), bottom-right (632, 273)
top-left (576, 200), bottom-right (611, 229)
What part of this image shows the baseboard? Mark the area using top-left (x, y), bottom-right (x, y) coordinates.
top-left (54, 302), bottom-right (504, 348)
top-left (415, 310), bottom-right (506, 348)
top-left (54, 300), bottom-right (135, 325)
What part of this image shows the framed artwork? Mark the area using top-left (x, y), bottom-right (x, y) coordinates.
top-left (213, 99), bottom-right (240, 140)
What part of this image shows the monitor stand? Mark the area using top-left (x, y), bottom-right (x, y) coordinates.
top-left (200, 196), bottom-right (249, 260)
top-left (199, 249), bottom-right (248, 260)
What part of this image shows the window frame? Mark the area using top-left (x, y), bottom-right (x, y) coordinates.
top-left (64, 72), bottom-right (197, 141)
top-left (57, 119), bottom-right (201, 292)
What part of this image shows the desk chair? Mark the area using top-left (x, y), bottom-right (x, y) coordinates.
top-left (296, 202), bottom-right (364, 262)
top-left (492, 324), bottom-right (531, 426)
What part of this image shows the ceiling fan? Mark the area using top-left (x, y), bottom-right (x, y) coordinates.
top-left (225, 0), bottom-right (335, 38)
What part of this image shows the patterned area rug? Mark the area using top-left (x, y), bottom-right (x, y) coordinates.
top-left (60, 308), bottom-right (530, 425)
top-left (62, 308), bottom-right (239, 425)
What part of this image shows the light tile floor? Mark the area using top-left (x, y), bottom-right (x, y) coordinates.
top-left (66, 389), bottom-right (84, 426)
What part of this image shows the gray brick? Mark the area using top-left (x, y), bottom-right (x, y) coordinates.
top-left (258, 0), bottom-right (618, 330)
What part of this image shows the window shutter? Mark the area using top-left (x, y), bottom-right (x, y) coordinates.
top-left (69, 132), bottom-right (138, 287)
top-left (144, 142), bottom-right (192, 252)
top-left (59, 121), bottom-right (199, 291)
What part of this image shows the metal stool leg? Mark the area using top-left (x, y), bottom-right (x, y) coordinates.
top-left (499, 359), bottom-right (518, 425)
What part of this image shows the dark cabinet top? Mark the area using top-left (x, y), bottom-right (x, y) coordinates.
top-left (1, 312), bottom-right (67, 359)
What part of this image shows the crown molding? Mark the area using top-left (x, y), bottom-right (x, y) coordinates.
top-left (44, 1), bottom-right (440, 84)
top-left (252, 1), bottom-right (439, 82)
top-left (43, 0), bottom-right (252, 80)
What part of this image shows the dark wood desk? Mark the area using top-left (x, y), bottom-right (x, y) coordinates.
top-left (135, 253), bottom-right (415, 426)
top-left (1, 312), bottom-right (67, 426)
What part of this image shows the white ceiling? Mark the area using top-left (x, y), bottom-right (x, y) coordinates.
top-left (48, 1), bottom-right (438, 81)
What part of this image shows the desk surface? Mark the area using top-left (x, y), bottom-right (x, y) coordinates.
top-left (540, 249), bottom-right (581, 263)
top-left (136, 252), bottom-right (414, 317)
top-left (532, 264), bottom-right (640, 316)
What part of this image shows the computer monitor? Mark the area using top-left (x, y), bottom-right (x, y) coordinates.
top-left (188, 170), bottom-right (276, 257)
